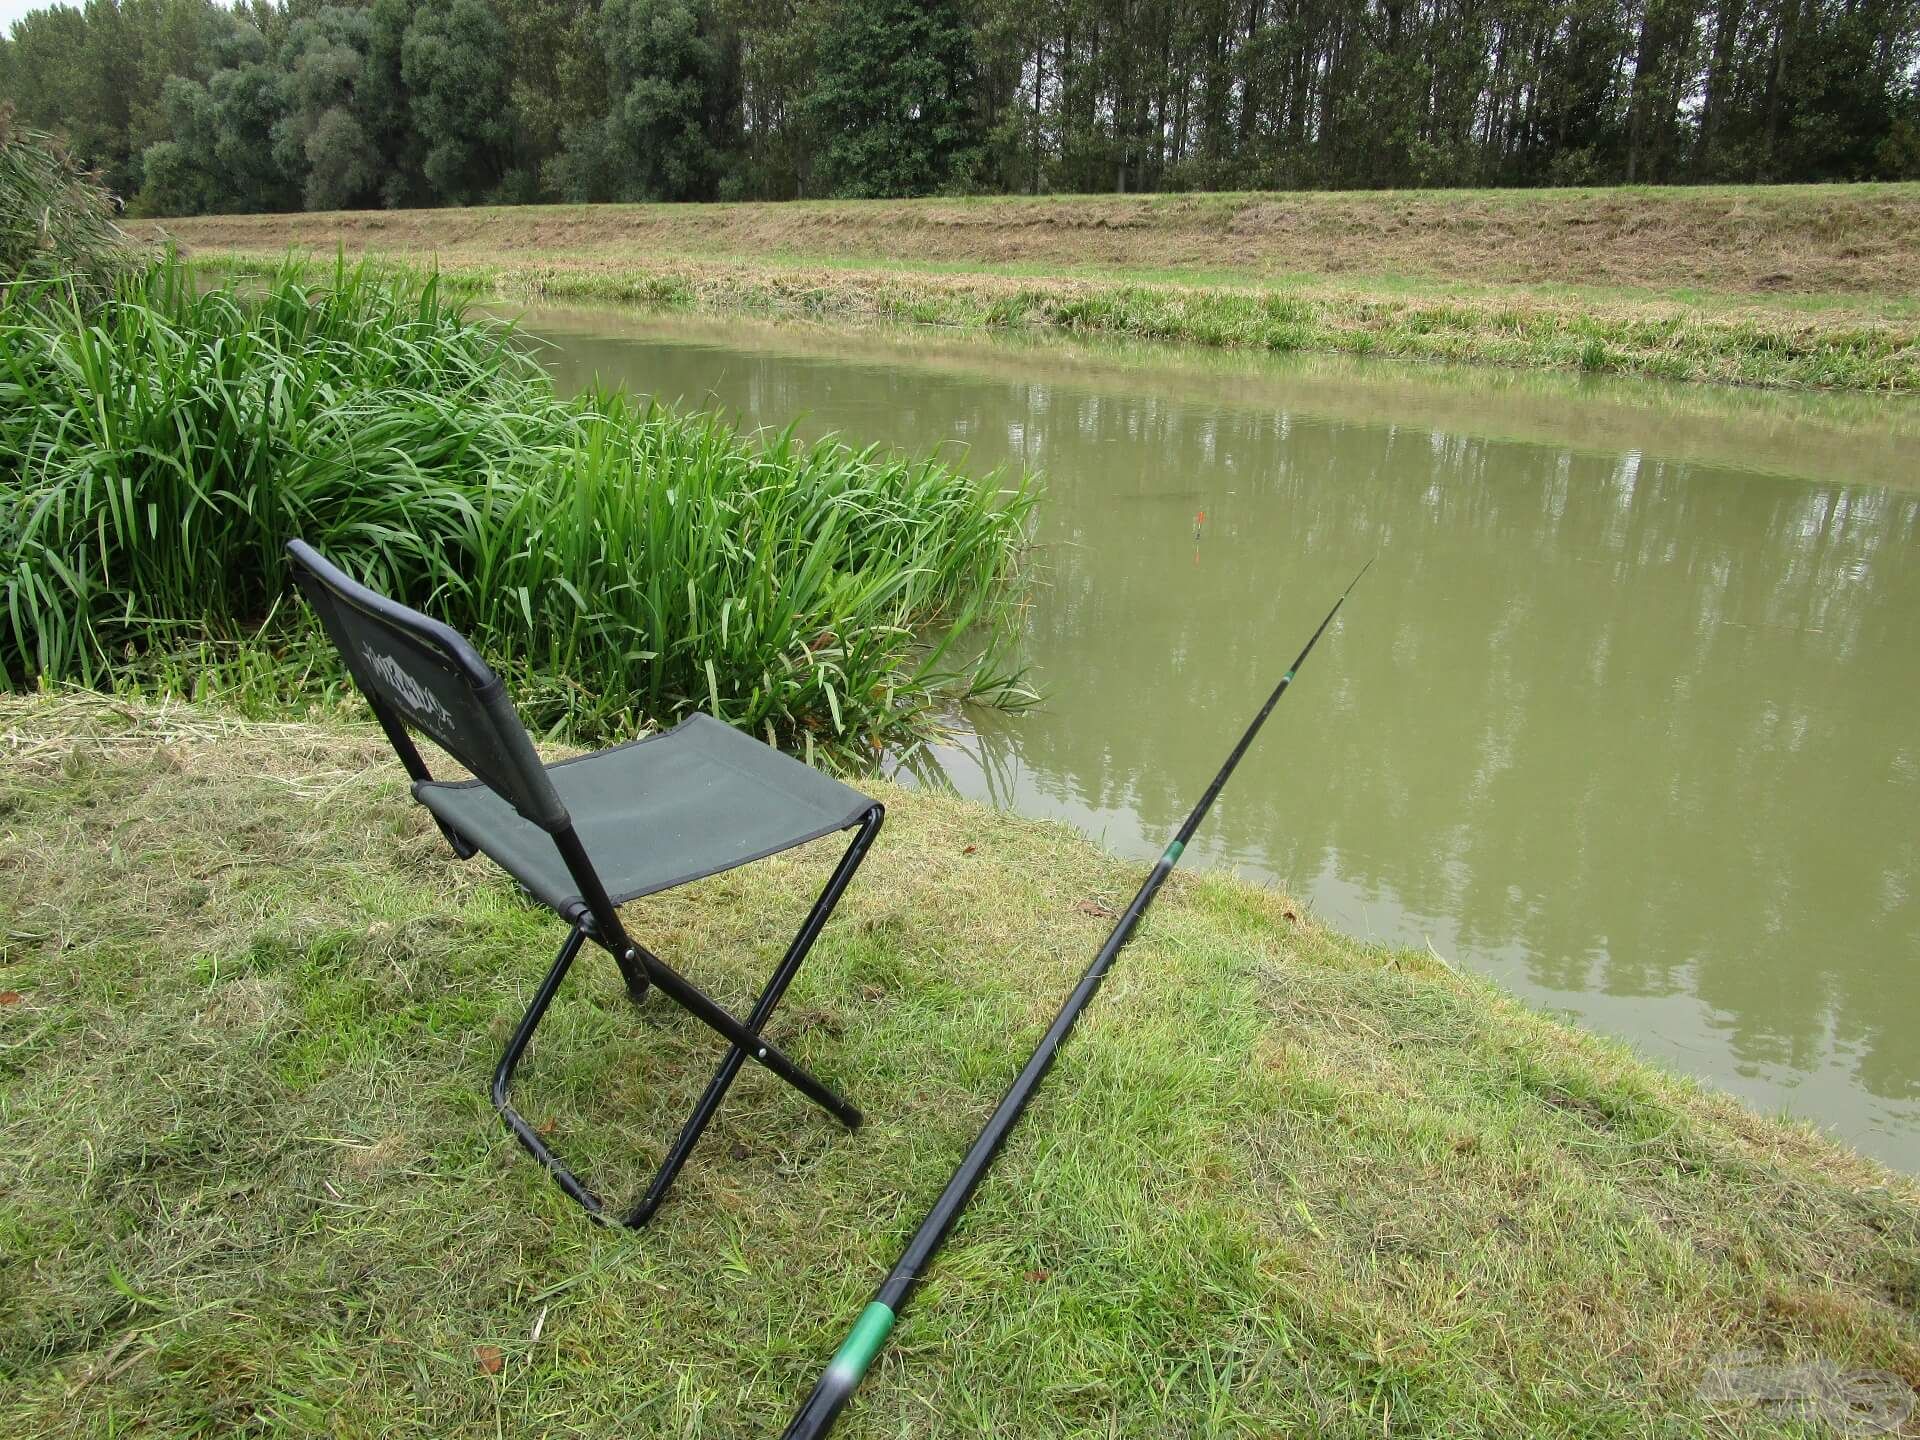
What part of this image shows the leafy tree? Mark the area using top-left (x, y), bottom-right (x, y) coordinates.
top-left (5, 8), bottom-right (113, 185)
top-left (139, 79), bottom-right (225, 214)
top-left (362, 0), bottom-right (428, 206)
top-left (1879, 81), bottom-right (1920, 176)
top-left (0, 1), bottom-right (234, 199)
top-left (8, 0), bottom-right (1920, 208)
top-left (400, 0), bottom-right (512, 203)
top-left (550, 0), bottom-right (735, 201)
top-left (806, 0), bottom-right (984, 196)
top-left (502, 0), bottom-right (610, 177)
top-left (1768, 0), bottom-right (1920, 179)
top-left (719, 0), bottom-right (829, 197)
top-left (137, 19), bottom-right (295, 214)
top-left (301, 104), bottom-right (379, 207)
top-left (272, 5), bottom-right (379, 209)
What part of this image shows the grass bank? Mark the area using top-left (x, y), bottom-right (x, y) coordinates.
top-left (5, 691), bottom-right (1919, 1436)
top-left (0, 262), bottom-right (1034, 752)
top-left (151, 186), bottom-right (1920, 392)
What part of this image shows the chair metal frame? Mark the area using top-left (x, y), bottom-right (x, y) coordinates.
top-left (287, 539), bottom-right (883, 1227)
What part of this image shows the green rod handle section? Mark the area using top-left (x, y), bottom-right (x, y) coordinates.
top-left (782, 1303), bottom-right (895, 1439)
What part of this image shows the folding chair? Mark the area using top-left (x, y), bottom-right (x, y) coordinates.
top-left (286, 539), bottom-right (884, 1227)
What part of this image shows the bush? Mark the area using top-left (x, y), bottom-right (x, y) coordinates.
top-left (0, 259), bottom-right (1037, 752)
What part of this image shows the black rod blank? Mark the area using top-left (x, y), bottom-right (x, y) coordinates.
top-left (779, 560), bottom-right (1372, 1440)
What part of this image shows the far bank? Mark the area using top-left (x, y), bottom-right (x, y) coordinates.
top-left (146, 185), bottom-right (1920, 394)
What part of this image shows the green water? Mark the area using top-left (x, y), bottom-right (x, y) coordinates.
top-left (522, 308), bottom-right (1920, 1169)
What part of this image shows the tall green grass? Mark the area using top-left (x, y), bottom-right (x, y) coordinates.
top-left (0, 259), bottom-right (1037, 750)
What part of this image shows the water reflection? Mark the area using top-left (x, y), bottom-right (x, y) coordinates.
top-left (527, 310), bottom-right (1920, 1168)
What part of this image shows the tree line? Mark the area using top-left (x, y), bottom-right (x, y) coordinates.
top-left (1, 0), bottom-right (1915, 216)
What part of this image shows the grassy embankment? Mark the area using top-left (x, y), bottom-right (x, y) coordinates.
top-left (0, 261), bottom-right (1034, 753)
top-left (154, 185), bottom-right (1920, 392)
top-left (4, 691), bottom-right (1920, 1436)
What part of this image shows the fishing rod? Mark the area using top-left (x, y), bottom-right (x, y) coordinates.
top-left (778, 559), bottom-right (1374, 1440)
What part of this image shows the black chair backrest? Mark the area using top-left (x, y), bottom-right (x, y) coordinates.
top-left (286, 539), bottom-right (569, 832)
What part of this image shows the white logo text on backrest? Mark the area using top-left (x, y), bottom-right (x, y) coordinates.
top-left (360, 643), bottom-right (456, 732)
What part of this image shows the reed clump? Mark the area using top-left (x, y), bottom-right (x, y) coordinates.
top-left (0, 108), bottom-right (138, 310)
top-left (0, 260), bottom-right (1036, 750)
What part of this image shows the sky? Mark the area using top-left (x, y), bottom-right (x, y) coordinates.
top-left (2, 1), bottom-right (47, 34)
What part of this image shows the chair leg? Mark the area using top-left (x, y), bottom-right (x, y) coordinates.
top-left (491, 805), bottom-right (886, 1228)
top-left (492, 924), bottom-right (609, 1219)
top-left (622, 804), bottom-right (885, 1226)
top-left (623, 952), bottom-right (864, 1128)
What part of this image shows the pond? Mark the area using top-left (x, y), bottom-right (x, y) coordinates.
top-left (518, 306), bottom-right (1920, 1170)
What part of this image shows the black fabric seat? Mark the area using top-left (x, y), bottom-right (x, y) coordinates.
top-left (285, 538), bottom-right (884, 1228)
top-left (417, 714), bottom-right (872, 923)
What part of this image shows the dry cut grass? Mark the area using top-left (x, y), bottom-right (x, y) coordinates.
top-left (4, 691), bottom-right (1919, 1436)
top-left (146, 185), bottom-right (1920, 296)
top-left (171, 209), bottom-right (1920, 393)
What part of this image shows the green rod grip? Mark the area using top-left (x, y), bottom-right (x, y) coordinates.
top-left (825, 1301), bottom-right (896, 1387)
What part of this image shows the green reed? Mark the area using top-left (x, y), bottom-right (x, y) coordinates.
top-left (0, 259), bottom-right (1037, 750)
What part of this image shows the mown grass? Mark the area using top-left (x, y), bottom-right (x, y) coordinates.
top-left (0, 260), bottom-right (1036, 753)
top-left (192, 250), bottom-right (1920, 394)
top-left (149, 184), bottom-right (1920, 300)
top-left (5, 692), bottom-right (1919, 1436)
